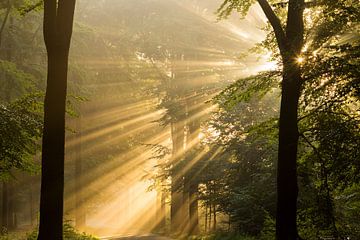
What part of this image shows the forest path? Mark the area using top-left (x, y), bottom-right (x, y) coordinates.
top-left (100, 234), bottom-right (172, 240)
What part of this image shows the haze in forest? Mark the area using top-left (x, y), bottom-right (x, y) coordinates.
top-left (1, 0), bottom-right (359, 239)
top-left (64, 0), bottom-right (270, 236)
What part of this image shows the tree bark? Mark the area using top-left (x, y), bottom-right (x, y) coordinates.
top-left (38, 1), bottom-right (76, 239)
top-left (276, 59), bottom-right (302, 240)
top-left (276, 0), bottom-right (304, 238)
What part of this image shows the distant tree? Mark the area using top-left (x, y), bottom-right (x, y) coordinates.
top-left (37, 0), bottom-right (76, 239)
top-left (0, 95), bottom-right (42, 231)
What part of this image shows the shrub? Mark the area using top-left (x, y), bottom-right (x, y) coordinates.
top-left (26, 222), bottom-right (98, 240)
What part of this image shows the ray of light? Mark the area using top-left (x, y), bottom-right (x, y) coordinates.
top-left (64, 130), bottom-right (170, 212)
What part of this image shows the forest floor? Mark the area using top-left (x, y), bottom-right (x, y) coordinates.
top-left (100, 234), bottom-right (172, 240)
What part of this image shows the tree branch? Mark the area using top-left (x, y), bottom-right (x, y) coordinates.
top-left (257, 0), bottom-right (287, 54)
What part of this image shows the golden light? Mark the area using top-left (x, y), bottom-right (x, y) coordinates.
top-left (297, 56), bottom-right (305, 64)
top-left (57, 1), bottom-right (274, 238)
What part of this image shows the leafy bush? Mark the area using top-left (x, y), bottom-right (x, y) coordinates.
top-left (0, 232), bottom-right (28, 240)
top-left (189, 233), bottom-right (256, 240)
top-left (26, 222), bottom-right (98, 240)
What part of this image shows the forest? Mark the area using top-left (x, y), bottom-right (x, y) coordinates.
top-left (0, 0), bottom-right (359, 239)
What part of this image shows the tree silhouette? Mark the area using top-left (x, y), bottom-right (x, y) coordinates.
top-left (38, 1), bottom-right (76, 239)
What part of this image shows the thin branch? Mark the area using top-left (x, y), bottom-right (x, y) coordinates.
top-left (299, 132), bottom-right (323, 161)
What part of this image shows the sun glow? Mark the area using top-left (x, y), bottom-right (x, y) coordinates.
top-left (297, 56), bottom-right (305, 64)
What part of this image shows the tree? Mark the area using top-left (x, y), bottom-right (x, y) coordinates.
top-left (0, 95), bottom-right (42, 231)
top-left (217, 0), bottom-right (359, 238)
top-left (37, 0), bottom-right (76, 239)
top-left (218, 0), bottom-right (304, 238)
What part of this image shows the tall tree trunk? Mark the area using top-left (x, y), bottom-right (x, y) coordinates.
top-left (189, 182), bottom-right (199, 235)
top-left (2, 182), bottom-right (8, 231)
top-left (204, 205), bottom-right (208, 233)
top-left (156, 189), bottom-right (166, 230)
top-left (7, 181), bottom-right (15, 231)
top-left (170, 121), bottom-right (185, 234)
top-left (208, 203), bottom-right (212, 232)
top-left (182, 176), bottom-right (190, 233)
top-left (276, 0), bottom-right (304, 238)
top-left (276, 60), bottom-right (302, 239)
top-left (187, 118), bottom-right (200, 235)
top-left (212, 203), bottom-right (216, 232)
top-left (256, 0), bottom-right (304, 239)
top-left (1, 12), bottom-right (13, 232)
top-left (38, 1), bottom-right (76, 239)
top-left (29, 180), bottom-right (34, 226)
top-left (75, 115), bottom-right (85, 229)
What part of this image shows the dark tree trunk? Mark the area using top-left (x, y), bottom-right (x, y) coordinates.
top-left (256, 0), bottom-right (304, 239)
top-left (276, 60), bottom-right (302, 239)
top-left (38, 1), bottom-right (76, 239)
top-left (276, 0), bottom-right (304, 238)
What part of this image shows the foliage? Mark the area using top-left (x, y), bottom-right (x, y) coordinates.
top-left (0, 93), bottom-right (43, 180)
top-left (202, 0), bottom-right (360, 238)
top-left (18, 0), bottom-right (43, 16)
top-left (214, 71), bottom-right (281, 109)
top-left (217, 0), bottom-right (256, 19)
top-left (189, 232), bottom-right (256, 240)
top-left (26, 222), bottom-right (98, 240)
top-left (0, 60), bottom-right (36, 102)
